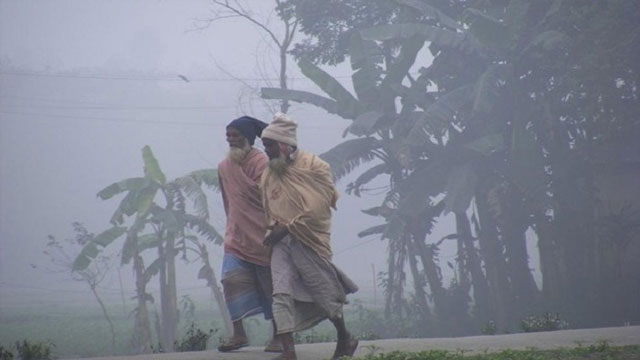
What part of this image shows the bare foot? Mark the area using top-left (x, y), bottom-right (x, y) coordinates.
top-left (332, 337), bottom-right (358, 359)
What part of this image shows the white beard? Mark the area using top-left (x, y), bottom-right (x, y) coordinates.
top-left (268, 156), bottom-right (289, 176)
top-left (227, 144), bottom-right (251, 164)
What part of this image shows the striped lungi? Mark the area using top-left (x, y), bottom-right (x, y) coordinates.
top-left (221, 253), bottom-right (274, 321)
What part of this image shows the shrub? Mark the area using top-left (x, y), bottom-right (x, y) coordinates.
top-left (0, 346), bottom-right (14, 360)
top-left (520, 312), bottom-right (569, 333)
top-left (15, 340), bottom-right (54, 360)
top-left (481, 320), bottom-right (496, 335)
top-left (174, 323), bottom-right (216, 352)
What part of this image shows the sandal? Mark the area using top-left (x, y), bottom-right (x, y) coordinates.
top-left (217, 338), bottom-right (249, 352)
top-left (264, 338), bottom-right (283, 353)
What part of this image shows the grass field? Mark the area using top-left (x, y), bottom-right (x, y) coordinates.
top-left (0, 301), bottom-right (231, 358)
top-left (0, 295), bottom-right (387, 358)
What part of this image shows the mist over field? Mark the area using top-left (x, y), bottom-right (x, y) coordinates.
top-left (0, 1), bottom-right (404, 307)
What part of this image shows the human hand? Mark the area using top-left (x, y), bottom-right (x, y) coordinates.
top-left (263, 223), bottom-right (288, 247)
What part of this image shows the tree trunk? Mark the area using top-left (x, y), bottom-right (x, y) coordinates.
top-left (133, 254), bottom-right (152, 354)
top-left (475, 185), bottom-right (512, 331)
top-left (502, 216), bottom-right (539, 318)
top-left (166, 236), bottom-right (178, 351)
top-left (393, 242), bottom-right (407, 317)
top-left (414, 239), bottom-right (447, 325)
top-left (384, 242), bottom-right (397, 320)
top-left (158, 243), bottom-right (169, 352)
top-left (407, 235), bottom-right (432, 328)
top-left (158, 235), bottom-right (178, 352)
top-left (279, 47), bottom-right (289, 113)
top-left (455, 212), bottom-right (490, 326)
top-left (497, 184), bottom-right (540, 319)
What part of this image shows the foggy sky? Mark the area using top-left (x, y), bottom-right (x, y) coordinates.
top-left (0, 1), bottom-right (469, 308)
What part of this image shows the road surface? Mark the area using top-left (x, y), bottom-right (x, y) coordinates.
top-left (72, 325), bottom-right (640, 360)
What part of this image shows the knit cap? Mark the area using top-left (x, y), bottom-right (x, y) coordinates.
top-left (261, 112), bottom-right (298, 147)
top-left (226, 116), bottom-right (268, 145)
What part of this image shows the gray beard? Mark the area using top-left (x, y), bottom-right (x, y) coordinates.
top-left (227, 145), bottom-right (251, 164)
top-left (268, 156), bottom-right (289, 176)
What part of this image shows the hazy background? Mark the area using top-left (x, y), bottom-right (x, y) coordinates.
top-left (0, 1), bottom-right (465, 309)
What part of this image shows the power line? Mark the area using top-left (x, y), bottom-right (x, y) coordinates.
top-left (0, 70), bottom-right (355, 82)
top-left (1, 94), bottom-right (267, 111)
top-left (0, 110), bottom-right (217, 126)
top-left (0, 110), bottom-right (341, 131)
top-left (0, 71), bottom-right (240, 82)
top-left (0, 281), bottom-right (209, 294)
top-left (2, 103), bottom-right (239, 111)
top-left (334, 236), bottom-right (381, 256)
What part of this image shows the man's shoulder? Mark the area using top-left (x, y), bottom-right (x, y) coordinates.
top-left (218, 149), bottom-right (267, 169)
top-left (217, 157), bottom-right (230, 172)
top-left (246, 148), bottom-right (268, 164)
top-left (297, 150), bottom-right (330, 171)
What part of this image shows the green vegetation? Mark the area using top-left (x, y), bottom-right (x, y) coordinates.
top-left (14, 340), bottom-right (54, 360)
top-left (173, 323), bottom-right (217, 352)
top-left (16, 1), bottom-right (640, 357)
top-left (0, 300), bottom-right (637, 358)
top-left (264, 0), bottom-right (640, 336)
top-left (0, 346), bottom-right (13, 360)
top-left (71, 146), bottom-right (227, 353)
top-left (520, 313), bottom-right (569, 333)
top-left (0, 303), bottom-right (226, 358)
top-left (356, 343), bottom-right (640, 360)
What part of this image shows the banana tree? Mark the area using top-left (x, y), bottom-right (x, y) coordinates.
top-left (262, 3), bottom-right (490, 334)
top-left (275, 0), bottom-right (640, 332)
top-left (264, 0), bottom-right (571, 334)
top-left (74, 146), bottom-right (226, 353)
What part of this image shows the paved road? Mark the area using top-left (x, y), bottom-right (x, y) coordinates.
top-left (73, 325), bottom-right (640, 360)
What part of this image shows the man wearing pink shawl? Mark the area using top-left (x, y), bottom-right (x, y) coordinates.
top-left (216, 116), bottom-right (281, 353)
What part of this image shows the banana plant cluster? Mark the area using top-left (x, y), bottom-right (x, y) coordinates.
top-left (73, 146), bottom-right (225, 353)
top-left (262, 0), bottom-right (635, 335)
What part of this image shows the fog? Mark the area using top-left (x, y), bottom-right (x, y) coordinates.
top-left (0, 1), bottom-right (460, 309)
top-left (3, 2), bottom-right (640, 359)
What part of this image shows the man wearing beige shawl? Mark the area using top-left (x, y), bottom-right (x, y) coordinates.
top-left (260, 113), bottom-right (359, 360)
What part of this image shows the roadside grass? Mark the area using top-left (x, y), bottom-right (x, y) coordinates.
top-left (356, 343), bottom-right (640, 360)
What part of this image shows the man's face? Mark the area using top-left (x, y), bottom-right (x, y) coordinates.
top-left (262, 138), bottom-right (280, 160)
top-left (226, 127), bottom-right (246, 148)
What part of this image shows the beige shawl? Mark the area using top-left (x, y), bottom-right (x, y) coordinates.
top-left (261, 150), bottom-right (338, 259)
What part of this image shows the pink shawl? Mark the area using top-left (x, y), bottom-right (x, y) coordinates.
top-left (218, 149), bottom-right (270, 266)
